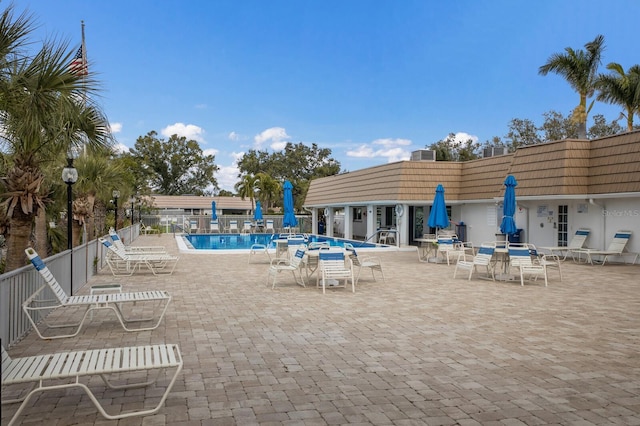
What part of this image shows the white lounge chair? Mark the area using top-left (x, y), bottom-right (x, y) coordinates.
top-left (225, 219), bottom-right (238, 233)
top-left (573, 230), bottom-right (638, 265)
top-left (540, 228), bottom-right (590, 261)
top-left (453, 244), bottom-right (495, 281)
top-left (508, 246), bottom-right (548, 286)
top-left (109, 229), bottom-right (166, 254)
top-left (265, 219), bottom-right (275, 233)
top-left (22, 248), bottom-right (172, 339)
top-left (100, 238), bottom-right (179, 276)
top-left (189, 219), bottom-right (198, 233)
top-left (210, 219), bottom-right (220, 233)
top-left (2, 343), bottom-right (182, 425)
top-left (317, 250), bottom-right (355, 294)
top-left (241, 220), bottom-right (252, 234)
top-left (267, 246), bottom-right (307, 289)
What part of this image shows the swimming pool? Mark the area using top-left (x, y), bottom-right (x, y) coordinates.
top-left (179, 233), bottom-right (388, 252)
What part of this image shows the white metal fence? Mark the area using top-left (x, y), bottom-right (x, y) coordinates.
top-left (0, 224), bottom-right (139, 348)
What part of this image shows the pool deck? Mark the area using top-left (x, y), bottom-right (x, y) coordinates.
top-left (3, 234), bottom-right (640, 425)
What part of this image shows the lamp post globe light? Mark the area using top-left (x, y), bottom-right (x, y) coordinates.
top-left (61, 158), bottom-right (78, 250)
top-left (112, 190), bottom-right (120, 231)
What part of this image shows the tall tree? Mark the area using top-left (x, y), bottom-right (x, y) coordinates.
top-left (588, 114), bottom-right (624, 139)
top-left (540, 110), bottom-right (579, 141)
top-left (130, 131), bottom-right (219, 195)
top-left (504, 118), bottom-right (541, 150)
top-left (595, 63), bottom-right (640, 131)
top-left (255, 172), bottom-right (279, 211)
top-left (0, 6), bottom-right (112, 271)
top-left (539, 35), bottom-right (605, 139)
top-left (234, 174), bottom-right (257, 213)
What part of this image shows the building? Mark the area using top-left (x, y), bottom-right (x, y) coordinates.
top-left (146, 195), bottom-right (253, 216)
top-left (304, 131), bottom-right (640, 257)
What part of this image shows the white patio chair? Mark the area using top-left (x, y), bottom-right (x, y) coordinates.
top-left (209, 219), bottom-right (220, 233)
top-left (345, 244), bottom-right (385, 285)
top-left (540, 228), bottom-right (590, 261)
top-left (267, 246), bottom-right (307, 289)
top-left (508, 246), bottom-right (548, 286)
top-left (241, 220), bottom-right (252, 234)
top-left (2, 344), bottom-right (182, 425)
top-left (572, 230), bottom-right (638, 265)
top-left (453, 243), bottom-right (495, 281)
top-left (248, 243), bottom-right (271, 264)
top-left (140, 222), bottom-right (159, 235)
top-left (435, 235), bottom-right (462, 265)
top-left (528, 243), bottom-right (562, 281)
top-left (189, 219), bottom-right (198, 233)
top-left (22, 248), bottom-right (172, 339)
top-left (317, 250), bottom-right (355, 294)
top-left (100, 238), bottom-right (179, 276)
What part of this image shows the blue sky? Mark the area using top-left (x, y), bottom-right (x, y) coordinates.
top-left (21, 0), bottom-right (640, 191)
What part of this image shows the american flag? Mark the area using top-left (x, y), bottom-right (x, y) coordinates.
top-left (69, 46), bottom-right (88, 76)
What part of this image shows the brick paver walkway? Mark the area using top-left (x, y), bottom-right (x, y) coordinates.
top-left (3, 234), bottom-right (640, 425)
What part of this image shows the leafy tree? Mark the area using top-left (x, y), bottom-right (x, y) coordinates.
top-left (255, 172), bottom-right (279, 212)
top-left (218, 189), bottom-right (234, 197)
top-left (234, 174), bottom-right (257, 212)
top-left (0, 6), bottom-right (112, 271)
top-left (588, 114), bottom-right (624, 139)
top-left (539, 35), bottom-right (605, 139)
top-left (504, 118), bottom-right (541, 150)
top-left (130, 131), bottom-right (219, 195)
top-left (237, 142), bottom-right (340, 211)
top-left (540, 110), bottom-right (579, 141)
top-left (427, 133), bottom-right (480, 161)
top-left (595, 63), bottom-right (640, 131)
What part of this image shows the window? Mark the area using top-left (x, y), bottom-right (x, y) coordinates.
top-left (353, 207), bottom-right (363, 221)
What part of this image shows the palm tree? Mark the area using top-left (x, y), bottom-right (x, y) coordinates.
top-left (72, 149), bottom-right (126, 244)
top-left (595, 63), bottom-right (640, 132)
top-left (235, 174), bottom-right (257, 213)
top-left (255, 172), bottom-right (279, 212)
top-left (539, 35), bottom-right (605, 139)
top-left (0, 6), bottom-right (112, 271)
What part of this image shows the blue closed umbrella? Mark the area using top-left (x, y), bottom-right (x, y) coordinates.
top-left (254, 201), bottom-right (263, 221)
top-left (282, 180), bottom-right (298, 228)
top-left (211, 201), bottom-right (218, 220)
top-left (499, 175), bottom-right (518, 235)
top-left (427, 184), bottom-right (449, 233)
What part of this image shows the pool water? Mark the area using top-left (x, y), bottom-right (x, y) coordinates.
top-left (184, 234), bottom-right (382, 250)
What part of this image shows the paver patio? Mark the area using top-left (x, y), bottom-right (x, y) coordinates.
top-left (3, 234), bottom-right (640, 425)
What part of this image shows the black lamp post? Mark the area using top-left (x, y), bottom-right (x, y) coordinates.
top-left (62, 157), bottom-right (78, 294)
top-left (130, 196), bottom-right (135, 224)
top-left (112, 190), bottom-right (120, 230)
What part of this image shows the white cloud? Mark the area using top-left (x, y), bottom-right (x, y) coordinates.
top-left (449, 132), bottom-right (479, 146)
top-left (254, 127), bottom-right (290, 149)
top-left (228, 131), bottom-right (240, 141)
top-left (346, 138), bottom-right (412, 163)
top-left (215, 151), bottom-right (245, 192)
top-left (202, 148), bottom-right (218, 157)
top-left (109, 122), bottom-right (122, 133)
top-left (161, 123), bottom-right (205, 142)
top-left (113, 142), bottom-right (129, 154)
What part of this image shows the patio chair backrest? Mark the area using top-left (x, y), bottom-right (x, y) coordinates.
top-left (287, 237), bottom-right (306, 247)
top-left (475, 245), bottom-right (495, 266)
top-left (291, 248), bottom-right (306, 268)
top-left (607, 231), bottom-right (632, 252)
top-left (319, 250), bottom-right (345, 263)
top-left (266, 220), bottom-right (274, 229)
top-left (210, 220), bottom-right (219, 231)
top-left (24, 248), bottom-right (68, 304)
top-left (508, 248), bottom-right (533, 267)
top-left (190, 220), bottom-right (198, 231)
top-left (568, 229), bottom-right (590, 249)
top-left (229, 220), bottom-right (238, 229)
top-left (100, 238), bottom-right (127, 260)
top-left (243, 220), bottom-right (252, 230)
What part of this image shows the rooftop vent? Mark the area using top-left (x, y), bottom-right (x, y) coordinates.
top-left (483, 147), bottom-right (507, 158)
top-left (410, 149), bottom-right (436, 162)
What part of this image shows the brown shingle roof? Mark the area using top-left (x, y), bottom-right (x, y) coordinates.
top-left (304, 130), bottom-right (640, 206)
top-left (146, 195), bottom-right (252, 210)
